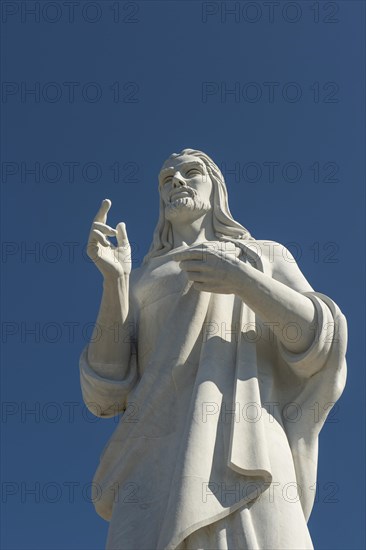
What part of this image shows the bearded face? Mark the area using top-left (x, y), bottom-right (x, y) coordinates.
top-left (164, 186), bottom-right (211, 221)
top-left (159, 154), bottom-right (213, 223)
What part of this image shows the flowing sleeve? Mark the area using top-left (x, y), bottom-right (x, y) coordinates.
top-left (79, 346), bottom-right (138, 418)
top-left (277, 291), bottom-right (337, 378)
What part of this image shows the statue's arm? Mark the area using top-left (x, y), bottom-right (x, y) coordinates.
top-left (177, 241), bottom-right (317, 354)
top-left (84, 199), bottom-right (133, 378)
top-left (79, 200), bottom-right (137, 416)
top-left (234, 241), bottom-right (317, 354)
top-left (87, 274), bottom-right (133, 380)
top-left (79, 274), bottom-right (137, 418)
top-left (252, 241), bottom-right (347, 382)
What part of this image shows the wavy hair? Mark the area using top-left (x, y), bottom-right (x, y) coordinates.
top-left (143, 149), bottom-right (254, 263)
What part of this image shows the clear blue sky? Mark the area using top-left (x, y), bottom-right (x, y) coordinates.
top-left (1, 1), bottom-right (365, 549)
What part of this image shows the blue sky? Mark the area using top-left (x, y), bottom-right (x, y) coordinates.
top-left (1, 1), bottom-right (365, 549)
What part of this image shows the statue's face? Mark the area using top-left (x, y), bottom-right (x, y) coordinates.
top-left (159, 154), bottom-right (213, 221)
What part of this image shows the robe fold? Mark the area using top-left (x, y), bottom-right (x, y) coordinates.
top-left (80, 240), bottom-right (347, 550)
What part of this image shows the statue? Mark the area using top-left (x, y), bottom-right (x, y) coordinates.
top-left (80, 149), bottom-right (347, 550)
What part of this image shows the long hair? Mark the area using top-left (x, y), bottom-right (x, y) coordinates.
top-left (143, 149), bottom-right (254, 263)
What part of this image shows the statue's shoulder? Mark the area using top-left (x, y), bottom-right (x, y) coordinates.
top-left (250, 239), bottom-right (312, 291)
top-left (247, 239), bottom-right (297, 268)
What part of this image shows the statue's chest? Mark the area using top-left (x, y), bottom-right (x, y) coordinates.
top-left (132, 258), bottom-right (189, 310)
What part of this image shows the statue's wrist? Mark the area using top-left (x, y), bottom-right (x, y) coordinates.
top-left (232, 261), bottom-right (251, 295)
top-left (103, 271), bottom-right (129, 288)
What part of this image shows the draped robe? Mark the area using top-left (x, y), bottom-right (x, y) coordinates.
top-left (80, 240), bottom-right (347, 550)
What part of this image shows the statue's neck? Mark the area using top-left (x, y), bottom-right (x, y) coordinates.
top-left (171, 214), bottom-right (216, 248)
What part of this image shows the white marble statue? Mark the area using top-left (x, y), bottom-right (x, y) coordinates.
top-left (80, 149), bottom-right (347, 550)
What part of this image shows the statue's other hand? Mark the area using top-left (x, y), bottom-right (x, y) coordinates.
top-left (173, 242), bottom-right (244, 295)
top-left (87, 199), bottom-right (132, 279)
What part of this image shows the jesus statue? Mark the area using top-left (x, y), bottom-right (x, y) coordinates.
top-left (80, 149), bottom-right (347, 550)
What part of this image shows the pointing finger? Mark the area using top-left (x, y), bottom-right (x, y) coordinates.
top-left (116, 222), bottom-right (129, 247)
top-left (94, 199), bottom-right (111, 223)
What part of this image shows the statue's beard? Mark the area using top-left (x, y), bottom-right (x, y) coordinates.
top-left (164, 189), bottom-right (211, 222)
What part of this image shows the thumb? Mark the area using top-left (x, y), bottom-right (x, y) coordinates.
top-left (116, 222), bottom-right (129, 247)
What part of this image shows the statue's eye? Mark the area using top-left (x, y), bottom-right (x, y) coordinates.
top-left (163, 176), bottom-right (173, 185)
top-left (186, 169), bottom-right (201, 177)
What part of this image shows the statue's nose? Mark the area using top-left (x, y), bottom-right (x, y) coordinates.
top-left (172, 173), bottom-right (186, 188)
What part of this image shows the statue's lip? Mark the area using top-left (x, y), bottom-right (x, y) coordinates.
top-left (169, 189), bottom-right (193, 202)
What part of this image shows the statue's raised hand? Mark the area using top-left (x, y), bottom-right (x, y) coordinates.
top-left (87, 199), bottom-right (131, 279)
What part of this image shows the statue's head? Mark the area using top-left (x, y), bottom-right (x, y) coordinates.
top-left (158, 150), bottom-right (214, 225)
top-left (143, 148), bottom-right (253, 263)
